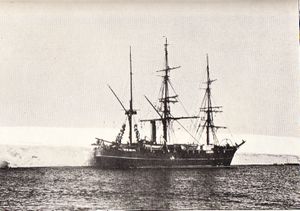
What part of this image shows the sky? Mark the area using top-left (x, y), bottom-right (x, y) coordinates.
top-left (0, 0), bottom-right (299, 142)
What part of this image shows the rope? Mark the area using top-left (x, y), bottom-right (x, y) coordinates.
top-left (210, 94), bottom-right (236, 143)
top-left (168, 80), bottom-right (190, 117)
top-left (197, 121), bottom-right (206, 144)
top-left (193, 91), bottom-right (207, 136)
top-left (171, 114), bottom-right (200, 144)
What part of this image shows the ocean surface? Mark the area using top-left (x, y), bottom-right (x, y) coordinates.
top-left (0, 165), bottom-right (299, 210)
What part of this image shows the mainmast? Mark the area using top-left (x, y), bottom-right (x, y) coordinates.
top-left (159, 38), bottom-right (181, 143)
top-left (142, 38), bottom-right (199, 145)
top-left (162, 38), bottom-right (170, 143)
top-left (206, 55), bottom-right (212, 145)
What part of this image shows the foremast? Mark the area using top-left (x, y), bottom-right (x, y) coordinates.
top-left (200, 55), bottom-right (226, 145)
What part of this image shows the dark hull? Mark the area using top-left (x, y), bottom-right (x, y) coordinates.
top-left (94, 147), bottom-right (237, 169)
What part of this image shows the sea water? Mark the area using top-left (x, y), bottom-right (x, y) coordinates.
top-left (0, 165), bottom-right (299, 210)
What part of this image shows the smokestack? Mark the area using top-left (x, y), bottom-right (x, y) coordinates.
top-left (150, 120), bottom-right (156, 144)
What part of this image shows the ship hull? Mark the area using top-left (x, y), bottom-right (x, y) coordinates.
top-left (94, 147), bottom-right (237, 169)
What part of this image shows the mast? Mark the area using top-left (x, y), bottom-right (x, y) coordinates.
top-left (109, 47), bottom-right (136, 146)
top-left (141, 38), bottom-right (199, 145)
top-left (198, 54), bottom-right (226, 145)
top-left (128, 46), bottom-right (136, 146)
top-left (162, 38), bottom-right (170, 143)
top-left (206, 54), bottom-right (211, 145)
top-left (159, 38), bottom-right (181, 143)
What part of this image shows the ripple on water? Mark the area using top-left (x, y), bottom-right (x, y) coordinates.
top-left (0, 165), bottom-right (299, 209)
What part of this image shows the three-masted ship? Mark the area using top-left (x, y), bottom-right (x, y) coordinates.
top-left (92, 39), bottom-right (245, 168)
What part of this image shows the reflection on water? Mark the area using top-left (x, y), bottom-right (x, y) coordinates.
top-left (0, 165), bottom-right (299, 209)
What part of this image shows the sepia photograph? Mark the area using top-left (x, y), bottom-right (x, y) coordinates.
top-left (0, 0), bottom-right (299, 210)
